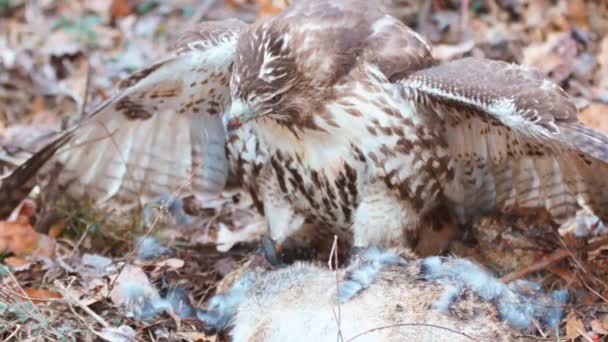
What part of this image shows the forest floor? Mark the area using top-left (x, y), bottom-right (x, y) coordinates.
top-left (1, 0), bottom-right (608, 341)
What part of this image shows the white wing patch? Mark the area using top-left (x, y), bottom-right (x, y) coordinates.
top-left (44, 30), bottom-right (241, 204)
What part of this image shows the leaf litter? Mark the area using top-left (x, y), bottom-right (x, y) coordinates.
top-left (1, 0), bottom-right (608, 341)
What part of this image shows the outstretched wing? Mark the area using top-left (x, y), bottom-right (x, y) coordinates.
top-left (399, 57), bottom-right (608, 223)
top-left (0, 18), bottom-right (247, 218)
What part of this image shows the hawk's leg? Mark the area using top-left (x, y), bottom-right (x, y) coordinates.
top-left (142, 193), bottom-right (194, 227)
top-left (338, 247), bottom-right (404, 303)
top-left (351, 182), bottom-right (419, 249)
top-left (260, 235), bottom-right (283, 267)
top-left (259, 166), bottom-right (306, 265)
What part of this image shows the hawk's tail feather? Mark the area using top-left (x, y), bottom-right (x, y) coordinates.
top-left (0, 133), bottom-right (73, 219)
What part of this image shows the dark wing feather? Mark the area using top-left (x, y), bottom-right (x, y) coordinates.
top-left (0, 19), bottom-right (246, 218)
top-left (399, 57), bottom-right (608, 222)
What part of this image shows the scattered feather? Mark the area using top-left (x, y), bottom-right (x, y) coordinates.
top-left (197, 272), bottom-right (255, 332)
top-left (432, 284), bottom-right (463, 313)
top-left (134, 236), bottom-right (172, 260)
top-left (143, 193), bottom-right (194, 227)
top-left (164, 287), bottom-right (195, 318)
top-left (420, 256), bottom-right (567, 330)
top-left (338, 247), bottom-right (402, 303)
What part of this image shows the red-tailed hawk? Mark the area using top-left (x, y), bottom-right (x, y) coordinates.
top-left (1, 0), bottom-right (607, 253)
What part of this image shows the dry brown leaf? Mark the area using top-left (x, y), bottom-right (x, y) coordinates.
top-left (0, 198), bottom-right (55, 259)
top-left (224, 0), bottom-right (253, 10)
top-left (256, 0), bottom-right (288, 18)
top-left (3, 256), bottom-right (31, 267)
top-left (48, 223), bottom-right (66, 239)
top-left (579, 103), bottom-right (608, 135)
top-left (564, 1), bottom-right (589, 29)
top-left (153, 258), bottom-right (184, 270)
top-left (591, 320), bottom-right (608, 335)
top-left (22, 287), bottom-right (62, 303)
top-left (31, 96), bottom-right (47, 116)
top-left (64, 282), bottom-right (105, 306)
top-left (0, 219), bottom-right (42, 255)
top-left (110, 0), bottom-right (132, 19)
top-left (176, 331), bottom-right (217, 342)
top-left (566, 312), bottom-right (586, 339)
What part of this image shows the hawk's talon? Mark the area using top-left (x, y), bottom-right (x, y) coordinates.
top-left (260, 235), bottom-right (284, 267)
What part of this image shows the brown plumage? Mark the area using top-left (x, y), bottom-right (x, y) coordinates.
top-left (1, 0), bottom-right (607, 257)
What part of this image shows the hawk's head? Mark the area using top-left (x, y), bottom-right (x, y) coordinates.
top-left (223, 9), bottom-right (369, 134)
top-left (224, 20), bottom-right (314, 132)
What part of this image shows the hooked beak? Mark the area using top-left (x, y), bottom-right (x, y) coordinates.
top-left (223, 99), bottom-right (254, 132)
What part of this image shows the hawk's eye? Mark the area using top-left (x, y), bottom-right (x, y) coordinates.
top-left (267, 94), bottom-right (282, 105)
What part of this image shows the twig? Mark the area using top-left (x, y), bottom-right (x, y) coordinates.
top-left (79, 58), bottom-right (93, 119)
top-left (557, 235), bottom-right (587, 274)
top-left (6, 271), bottom-right (45, 318)
top-left (54, 278), bottom-right (110, 329)
top-left (500, 249), bottom-right (570, 283)
top-left (328, 235), bottom-right (344, 342)
top-left (2, 325), bottom-right (20, 342)
top-left (501, 236), bottom-right (608, 283)
top-left (579, 274), bottom-right (608, 304)
top-left (69, 223), bottom-right (90, 257)
top-left (577, 327), bottom-right (593, 342)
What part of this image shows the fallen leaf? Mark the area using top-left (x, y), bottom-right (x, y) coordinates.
top-left (591, 320), bottom-right (608, 335)
top-left (3, 256), bottom-right (31, 267)
top-left (0, 216), bottom-right (56, 259)
top-left (151, 258), bottom-right (184, 270)
top-left (256, 0), bottom-right (288, 17)
top-left (100, 325), bottom-right (136, 342)
top-left (110, 0), bottom-right (132, 19)
top-left (22, 287), bottom-right (62, 303)
top-left (579, 103), bottom-right (608, 135)
top-left (176, 331), bottom-right (217, 342)
top-left (48, 223), bottom-right (66, 239)
top-left (566, 312), bottom-right (586, 339)
top-left (0, 219), bottom-right (41, 255)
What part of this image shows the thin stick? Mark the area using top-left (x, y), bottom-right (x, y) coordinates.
top-left (500, 249), bottom-right (570, 283)
top-left (2, 325), bottom-right (20, 342)
top-left (79, 58), bottom-right (93, 119)
top-left (54, 279), bottom-right (110, 329)
top-left (501, 236), bottom-right (608, 283)
top-left (68, 223), bottom-right (90, 257)
top-left (328, 235), bottom-right (344, 342)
